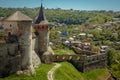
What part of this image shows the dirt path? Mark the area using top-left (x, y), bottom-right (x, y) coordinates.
top-left (106, 74), bottom-right (112, 80)
top-left (47, 63), bottom-right (61, 80)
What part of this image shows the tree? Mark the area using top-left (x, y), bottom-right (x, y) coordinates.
top-left (91, 45), bottom-right (100, 53)
top-left (106, 48), bottom-right (115, 67)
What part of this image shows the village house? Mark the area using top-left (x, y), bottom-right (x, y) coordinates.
top-left (78, 33), bottom-right (86, 40)
top-left (112, 18), bottom-right (120, 22)
top-left (112, 32), bottom-right (118, 38)
top-left (81, 42), bottom-right (91, 51)
top-left (68, 37), bottom-right (74, 41)
top-left (104, 22), bottom-right (112, 30)
top-left (51, 22), bottom-right (67, 28)
top-left (95, 26), bottom-right (103, 31)
top-left (70, 41), bottom-right (82, 47)
top-left (116, 42), bottom-right (120, 45)
top-left (59, 36), bottom-right (67, 42)
top-left (87, 34), bottom-right (94, 38)
top-left (73, 27), bottom-right (80, 33)
top-left (100, 46), bottom-right (109, 53)
top-left (70, 40), bottom-right (91, 51)
top-left (63, 40), bottom-right (70, 46)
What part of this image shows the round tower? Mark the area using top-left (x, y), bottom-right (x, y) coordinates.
top-left (4, 11), bottom-right (34, 74)
top-left (34, 3), bottom-right (50, 56)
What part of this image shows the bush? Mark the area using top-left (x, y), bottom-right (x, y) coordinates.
top-left (106, 48), bottom-right (116, 67)
top-left (111, 64), bottom-right (120, 78)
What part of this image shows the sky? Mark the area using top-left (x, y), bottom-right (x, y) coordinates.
top-left (0, 0), bottom-right (120, 11)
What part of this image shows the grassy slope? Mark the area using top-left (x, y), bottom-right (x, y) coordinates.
top-left (0, 63), bottom-right (55, 80)
top-left (82, 69), bottom-right (108, 80)
top-left (0, 48), bottom-right (109, 80)
top-left (54, 62), bottom-right (109, 80)
top-left (54, 49), bottom-right (75, 55)
top-left (0, 62), bottom-right (109, 80)
top-left (54, 62), bottom-right (84, 80)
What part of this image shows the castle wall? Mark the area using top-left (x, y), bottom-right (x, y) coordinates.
top-left (71, 53), bottom-right (107, 72)
top-left (0, 21), bottom-right (41, 77)
top-left (42, 53), bottom-right (107, 72)
top-left (0, 43), bottom-right (21, 77)
top-left (18, 21), bottom-right (33, 69)
top-left (38, 30), bottom-right (49, 54)
top-left (0, 37), bottom-right (41, 77)
top-left (32, 38), bottom-right (41, 68)
top-left (2, 21), bottom-right (18, 36)
top-left (32, 37), bottom-right (38, 53)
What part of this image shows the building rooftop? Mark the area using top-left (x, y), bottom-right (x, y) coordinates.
top-left (4, 11), bottom-right (32, 21)
top-left (35, 3), bottom-right (49, 25)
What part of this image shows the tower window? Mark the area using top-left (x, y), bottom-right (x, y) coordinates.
top-left (46, 26), bottom-right (48, 29)
top-left (37, 25), bottom-right (39, 29)
top-left (42, 26), bottom-right (44, 29)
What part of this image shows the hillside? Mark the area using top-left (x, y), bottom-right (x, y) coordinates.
top-left (0, 63), bottom-right (55, 80)
top-left (54, 62), bottom-right (109, 80)
top-left (0, 7), bottom-right (118, 25)
top-left (0, 62), bottom-right (109, 80)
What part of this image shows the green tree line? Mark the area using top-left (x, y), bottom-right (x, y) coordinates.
top-left (0, 7), bottom-right (118, 25)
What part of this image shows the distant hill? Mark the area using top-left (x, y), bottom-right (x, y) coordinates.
top-left (0, 7), bottom-right (119, 25)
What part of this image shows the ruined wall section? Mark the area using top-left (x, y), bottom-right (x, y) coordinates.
top-left (42, 53), bottom-right (107, 72)
top-left (71, 53), bottom-right (107, 72)
top-left (0, 43), bottom-right (21, 77)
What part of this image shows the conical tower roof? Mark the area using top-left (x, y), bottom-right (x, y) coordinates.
top-left (35, 4), bottom-right (49, 24)
top-left (4, 11), bottom-right (32, 21)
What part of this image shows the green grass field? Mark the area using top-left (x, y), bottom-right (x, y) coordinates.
top-left (54, 62), bottom-right (109, 80)
top-left (54, 62), bottom-right (84, 80)
top-left (0, 63), bottom-right (55, 80)
top-left (54, 49), bottom-right (76, 55)
top-left (0, 62), bottom-right (109, 80)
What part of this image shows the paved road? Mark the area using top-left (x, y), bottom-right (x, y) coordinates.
top-left (47, 63), bottom-right (61, 80)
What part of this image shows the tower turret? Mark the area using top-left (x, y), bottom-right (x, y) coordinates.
top-left (34, 3), bottom-right (49, 56)
top-left (5, 11), bottom-right (34, 74)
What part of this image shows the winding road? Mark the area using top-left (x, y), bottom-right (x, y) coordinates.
top-left (47, 63), bottom-right (61, 80)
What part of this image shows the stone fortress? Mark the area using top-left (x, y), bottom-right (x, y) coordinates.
top-left (0, 2), bottom-right (107, 78)
top-left (0, 3), bottom-right (53, 77)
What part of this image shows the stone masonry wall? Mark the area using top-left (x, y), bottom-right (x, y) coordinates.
top-left (42, 53), bottom-right (107, 72)
top-left (71, 53), bottom-right (107, 72)
top-left (0, 43), bottom-right (21, 77)
top-left (38, 30), bottom-right (49, 55)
